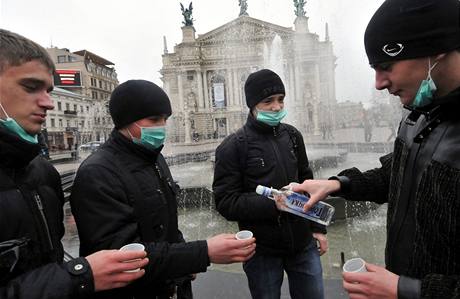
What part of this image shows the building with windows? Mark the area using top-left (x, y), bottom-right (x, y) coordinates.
top-left (46, 47), bottom-right (119, 141)
top-left (161, 12), bottom-right (337, 143)
top-left (45, 87), bottom-right (94, 151)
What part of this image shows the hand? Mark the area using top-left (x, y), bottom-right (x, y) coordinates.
top-left (86, 249), bottom-right (149, 291)
top-left (290, 179), bottom-right (340, 212)
top-left (343, 263), bottom-right (399, 299)
top-left (207, 233), bottom-right (256, 264)
top-left (274, 194), bottom-right (288, 211)
top-left (312, 233), bottom-right (328, 256)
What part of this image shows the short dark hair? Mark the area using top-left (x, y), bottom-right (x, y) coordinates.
top-left (0, 29), bottom-right (55, 74)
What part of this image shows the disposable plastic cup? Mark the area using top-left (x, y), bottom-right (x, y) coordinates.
top-left (342, 257), bottom-right (367, 273)
top-left (235, 230), bottom-right (253, 240)
top-left (120, 243), bottom-right (145, 272)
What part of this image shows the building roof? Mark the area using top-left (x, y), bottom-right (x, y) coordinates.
top-left (73, 50), bottom-right (115, 66)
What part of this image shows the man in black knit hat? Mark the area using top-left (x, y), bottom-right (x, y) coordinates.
top-left (292, 0), bottom-right (460, 298)
top-left (213, 69), bottom-right (327, 299)
top-left (70, 79), bottom-right (256, 299)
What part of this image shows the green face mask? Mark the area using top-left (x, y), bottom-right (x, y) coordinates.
top-left (0, 103), bottom-right (38, 144)
top-left (131, 124), bottom-right (166, 150)
top-left (256, 109), bottom-right (287, 126)
top-left (411, 59), bottom-right (438, 108)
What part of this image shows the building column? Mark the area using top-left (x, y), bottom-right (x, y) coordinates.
top-left (289, 64), bottom-right (295, 102)
top-left (313, 63), bottom-right (321, 135)
top-left (196, 70), bottom-right (204, 109)
top-left (227, 70), bottom-right (234, 107)
top-left (233, 69), bottom-right (239, 108)
top-left (177, 72), bottom-right (184, 112)
top-left (178, 72), bottom-right (190, 143)
top-left (203, 71), bottom-right (209, 109)
top-left (294, 65), bottom-right (301, 104)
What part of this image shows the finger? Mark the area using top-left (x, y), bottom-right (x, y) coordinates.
top-left (349, 294), bottom-right (368, 299)
top-left (343, 272), bottom-right (368, 284)
top-left (343, 280), bottom-right (365, 294)
top-left (235, 237), bottom-right (256, 248)
top-left (362, 262), bottom-right (378, 272)
top-left (113, 249), bottom-right (147, 261)
top-left (303, 196), bottom-right (320, 212)
top-left (115, 258), bottom-right (149, 273)
top-left (290, 181), bottom-right (306, 193)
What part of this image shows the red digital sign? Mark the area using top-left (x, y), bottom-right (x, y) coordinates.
top-left (53, 70), bottom-right (82, 87)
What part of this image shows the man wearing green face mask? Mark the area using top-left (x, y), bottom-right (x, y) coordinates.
top-left (70, 80), bottom-right (256, 299)
top-left (290, 0), bottom-right (460, 298)
top-left (0, 29), bottom-right (151, 299)
top-left (213, 69), bottom-right (327, 299)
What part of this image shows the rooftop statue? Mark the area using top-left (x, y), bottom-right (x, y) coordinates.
top-left (180, 2), bottom-right (194, 26)
top-left (239, 0), bottom-right (248, 16)
top-left (293, 0), bottom-right (306, 17)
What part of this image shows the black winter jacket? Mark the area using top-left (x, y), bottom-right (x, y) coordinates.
top-left (338, 86), bottom-right (460, 298)
top-left (0, 127), bottom-right (93, 299)
top-left (70, 130), bottom-right (209, 299)
top-left (213, 114), bottom-right (325, 256)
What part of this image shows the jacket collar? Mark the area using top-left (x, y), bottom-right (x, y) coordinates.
top-left (107, 129), bottom-right (162, 163)
top-left (245, 112), bottom-right (281, 135)
top-left (0, 126), bottom-right (41, 169)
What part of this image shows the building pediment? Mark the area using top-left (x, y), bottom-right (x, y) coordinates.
top-left (197, 16), bottom-right (292, 44)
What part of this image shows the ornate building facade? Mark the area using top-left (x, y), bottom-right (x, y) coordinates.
top-left (161, 12), bottom-right (336, 143)
top-left (46, 47), bottom-right (118, 142)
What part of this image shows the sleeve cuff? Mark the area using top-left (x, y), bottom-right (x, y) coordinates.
top-left (328, 175), bottom-right (351, 194)
top-left (398, 275), bottom-right (421, 299)
top-left (66, 257), bottom-right (95, 297)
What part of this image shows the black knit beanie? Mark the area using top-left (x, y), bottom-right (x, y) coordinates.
top-left (109, 80), bottom-right (172, 129)
top-left (364, 0), bottom-right (460, 65)
top-left (244, 69), bottom-right (285, 109)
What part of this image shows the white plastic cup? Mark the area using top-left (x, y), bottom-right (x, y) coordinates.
top-left (235, 230), bottom-right (253, 240)
top-left (119, 243), bottom-right (145, 272)
top-left (343, 257), bottom-right (367, 273)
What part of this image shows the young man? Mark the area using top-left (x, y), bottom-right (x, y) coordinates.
top-left (213, 69), bottom-right (327, 299)
top-left (0, 29), bottom-right (148, 299)
top-left (293, 0), bottom-right (460, 298)
top-left (70, 79), bottom-right (256, 299)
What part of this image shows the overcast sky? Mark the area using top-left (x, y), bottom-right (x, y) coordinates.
top-left (1, 0), bottom-right (384, 104)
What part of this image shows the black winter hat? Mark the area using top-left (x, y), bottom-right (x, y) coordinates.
top-left (244, 69), bottom-right (285, 109)
top-left (364, 0), bottom-right (460, 65)
top-left (109, 80), bottom-right (172, 129)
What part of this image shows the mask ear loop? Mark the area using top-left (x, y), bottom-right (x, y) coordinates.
top-left (427, 58), bottom-right (439, 81)
top-left (0, 102), bottom-right (11, 120)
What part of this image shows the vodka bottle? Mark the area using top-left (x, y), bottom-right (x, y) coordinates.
top-left (256, 185), bottom-right (335, 226)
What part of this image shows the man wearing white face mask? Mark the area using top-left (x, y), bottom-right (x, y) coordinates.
top-left (291, 0), bottom-right (460, 298)
top-left (213, 69), bottom-right (327, 299)
top-left (70, 80), bottom-right (256, 299)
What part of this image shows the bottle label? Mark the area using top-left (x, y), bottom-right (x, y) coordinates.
top-left (285, 193), bottom-right (326, 221)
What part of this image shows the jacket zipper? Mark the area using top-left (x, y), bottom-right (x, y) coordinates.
top-left (33, 193), bottom-right (54, 250)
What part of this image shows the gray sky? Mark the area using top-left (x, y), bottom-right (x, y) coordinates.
top-left (1, 0), bottom-right (384, 104)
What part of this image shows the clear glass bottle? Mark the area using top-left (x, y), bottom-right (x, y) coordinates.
top-left (256, 185), bottom-right (335, 226)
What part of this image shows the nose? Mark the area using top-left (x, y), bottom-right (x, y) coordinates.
top-left (271, 101), bottom-right (282, 111)
top-left (375, 70), bottom-right (390, 91)
top-left (38, 91), bottom-right (54, 111)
